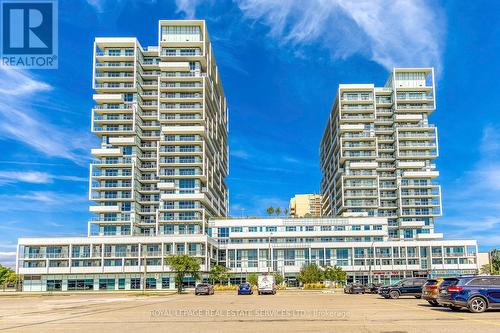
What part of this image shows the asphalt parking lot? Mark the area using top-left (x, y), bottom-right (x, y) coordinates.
top-left (0, 291), bottom-right (499, 333)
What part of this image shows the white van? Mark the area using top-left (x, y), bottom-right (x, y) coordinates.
top-left (257, 274), bottom-right (276, 295)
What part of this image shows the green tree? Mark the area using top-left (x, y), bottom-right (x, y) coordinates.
top-left (247, 273), bottom-right (258, 286)
top-left (323, 266), bottom-right (336, 282)
top-left (0, 264), bottom-right (14, 285)
top-left (334, 266), bottom-right (347, 284)
top-left (275, 207), bottom-right (281, 216)
top-left (266, 207), bottom-right (275, 216)
top-left (209, 264), bottom-right (230, 285)
top-left (491, 249), bottom-right (500, 271)
top-left (165, 254), bottom-right (201, 294)
top-left (0, 265), bottom-right (17, 290)
top-left (481, 263), bottom-right (499, 275)
top-left (273, 272), bottom-right (284, 285)
top-left (297, 263), bottom-right (323, 284)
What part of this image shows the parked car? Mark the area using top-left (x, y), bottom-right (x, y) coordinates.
top-left (365, 283), bottom-right (381, 294)
top-left (258, 274), bottom-right (276, 295)
top-left (422, 278), bottom-right (443, 306)
top-left (195, 283), bottom-right (214, 295)
top-left (344, 283), bottom-right (365, 294)
top-left (438, 276), bottom-right (500, 313)
top-left (238, 283), bottom-right (253, 295)
top-left (379, 277), bottom-right (428, 299)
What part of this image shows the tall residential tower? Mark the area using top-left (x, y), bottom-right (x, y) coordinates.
top-left (320, 68), bottom-right (441, 239)
top-left (90, 20), bottom-right (229, 238)
top-left (289, 194), bottom-right (322, 217)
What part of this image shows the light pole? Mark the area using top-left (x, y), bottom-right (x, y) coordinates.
top-left (268, 232), bottom-right (273, 273)
top-left (368, 241), bottom-right (375, 285)
top-left (142, 245), bottom-right (147, 294)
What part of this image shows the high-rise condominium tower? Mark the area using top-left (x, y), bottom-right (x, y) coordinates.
top-left (89, 20), bottom-right (229, 237)
top-left (320, 68), bottom-right (441, 239)
top-left (289, 194), bottom-right (322, 217)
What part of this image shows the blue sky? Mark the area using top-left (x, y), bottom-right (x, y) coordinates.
top-left (0, 0), bottom-right (499, 266)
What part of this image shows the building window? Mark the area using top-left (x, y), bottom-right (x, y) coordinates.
top-left (146, 278), bottom-right (156, 289)
top-left (130, 278), bottom-right (141, 289)
top-left (68, 279), bottom-right (94, 291)
top-left (46, 280), bottom-right (62, 291)
top-left (162, 277), bottom-right (170, 289)
top-left (99, 279), bottom-right (116, 290)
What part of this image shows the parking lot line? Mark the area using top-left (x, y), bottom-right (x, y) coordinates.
top-left (385, 300), bottom-right (500, 327)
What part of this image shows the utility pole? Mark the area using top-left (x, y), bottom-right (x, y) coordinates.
top-left (142, 245), bottom-right (147, 294)
top-left (267, 232), bottom-right (273, 273)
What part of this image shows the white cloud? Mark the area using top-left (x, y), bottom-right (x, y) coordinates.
top-left (0, 67), bottom-right (93, 164)
top-left (175, 0), bottom-right (204, 19)
top-left (86, 0), bottom-right (158, 14)
top-left (0, 191), bottom-right (88, 212)
top-left (0, 171), bottom-right (87, 185)
top-left (226, 0), bottom-right (444, 72)
top-left (230, 149), bottom-right (250, 160)
top-left (0, 251), bottom-right (16, 268)
top-left (440, 124), bottom-right (500, 248)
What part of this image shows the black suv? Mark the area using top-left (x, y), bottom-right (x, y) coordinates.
top-left (379, 277), bottom-right (428, 299)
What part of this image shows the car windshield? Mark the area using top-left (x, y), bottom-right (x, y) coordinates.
top-left (241, 283), bottom-right (250, 287)
top-left (440, 279), bottom-right (459, 288)
top-left (197, 284), bottom-right (208, 288)
top-left (424, 279), bottom-right (438, 286)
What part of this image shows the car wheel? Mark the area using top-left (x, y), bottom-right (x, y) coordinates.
top-left (468, 297), bottom-right (487, 313)
top-left (427, 300), bottom-right (439, 306)
top-left (389, 290), bottom-right (400, 299)
top-left (195, 292), bottom-right (198, 296)
top-left (449, 305), bottom-right (462, 311)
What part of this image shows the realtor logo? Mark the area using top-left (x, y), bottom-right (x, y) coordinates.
top-left (1, 0), bottom-right (58, 68)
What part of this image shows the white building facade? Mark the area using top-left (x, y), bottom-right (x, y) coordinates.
top-left (15, 29), bottom-right (479, 291)
top-left (17, 217), bottom-right (478, 291)
top-left (320, 68), bottom-right (441, 239)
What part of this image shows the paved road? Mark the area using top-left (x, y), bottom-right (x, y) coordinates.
top-left (0, 291), bottom-right (499, 332)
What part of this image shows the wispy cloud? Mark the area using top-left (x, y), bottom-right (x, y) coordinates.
top-left (230, 149), bottom-right (250, 160)
top-left (0, 67), bottom-right (93, 164)
top-left (0, 191), bottom-right (88, 212)
top-left (175, 0), bottom-right (204, 19)
top-left (0, 171), bottom-right (87, 185)
top-left (0, 251), bottom-right (16, 268)
top-left (440, 124), bottom-right (500, 249)
top-left (175, 0), bottom-right (444, 73)
top-left (86, 0), bottom-right (158, 13)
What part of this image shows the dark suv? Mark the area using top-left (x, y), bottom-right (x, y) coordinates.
top-left (438, 276), bottom-right (500, 313)
top-left (379, 277), bottom-right (428, 299)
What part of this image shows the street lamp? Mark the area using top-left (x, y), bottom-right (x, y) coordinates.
top-left (268, 232), bottom-right (273, 273)
top-left (368, 241), bottom-right (375, 285)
